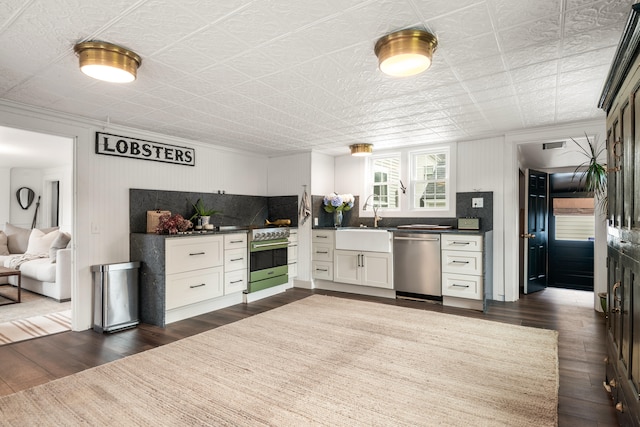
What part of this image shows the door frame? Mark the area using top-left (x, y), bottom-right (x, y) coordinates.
top-left (506, 120), bottom-right (608, 309)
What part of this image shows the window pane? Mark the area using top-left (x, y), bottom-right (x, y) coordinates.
top-left (370, 156), bottom-right (400, 209)
top-left (412, 150), bottom-right (448, 209)
top-left (555, 215), bottom-right (595, 241)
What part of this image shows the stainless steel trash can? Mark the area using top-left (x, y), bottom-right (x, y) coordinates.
top-left (91, 261), bottom-right (140, 333)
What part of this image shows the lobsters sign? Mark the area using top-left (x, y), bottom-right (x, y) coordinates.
top-left (95, 132), bottom-right (195, 166)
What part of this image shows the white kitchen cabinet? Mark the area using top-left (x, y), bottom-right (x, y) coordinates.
top-left (288, 228), bottom-right (298, 279)
top-left (165, 235), bottom-right (225, 320)
top-left (312, 230), bottom-right (334, 280)
top-left (166, 267), bottom-right (224, 310)
top-left (441, 234), bottom-right (483, 301)
top-left (166, 236), bottom-right (223, 275)
top-left (334, 249), bottom-right (393, 289)
top-left (132, 232), bottom-right (248, 327)
top-left (223, 233), bottom-right (247, 295)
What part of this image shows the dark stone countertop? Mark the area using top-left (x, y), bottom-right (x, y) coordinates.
top-left (312, 226), bottom-right (485, 235)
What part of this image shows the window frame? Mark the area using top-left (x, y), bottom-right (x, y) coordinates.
top-left (410, 146), bottom-right (451, 212)
top-left (362, 142), bottom-right (456, 218)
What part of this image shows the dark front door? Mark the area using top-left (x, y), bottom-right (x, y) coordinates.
top-left (524, 169), bottom-right (548, 294)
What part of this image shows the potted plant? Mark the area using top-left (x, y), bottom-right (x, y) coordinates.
top-left (571, 134), bottom-right (607, 214)
top-left (189, 198), bottom-right (221, 229)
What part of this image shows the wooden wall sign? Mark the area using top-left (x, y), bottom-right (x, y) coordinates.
top-left (95, 132), bottom-right (195, 166)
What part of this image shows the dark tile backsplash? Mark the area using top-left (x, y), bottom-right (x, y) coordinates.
top-left (130, 189), bottom-right (297, 233)
top-left (130, 189), bottom-right (492, 233)
top-left (312, 191), bottom-right (493, 231)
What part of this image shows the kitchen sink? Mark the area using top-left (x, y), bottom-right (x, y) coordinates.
top-left (335, 228), bottom-right (392, 253)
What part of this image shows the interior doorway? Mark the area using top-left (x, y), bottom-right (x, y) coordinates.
top-left (547, 173), bottom-right (594, 291)
top-left (0, 125), bottom-right (74, 330)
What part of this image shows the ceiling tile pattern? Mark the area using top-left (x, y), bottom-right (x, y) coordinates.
top-left (0, 0), bottom-right (635, 156)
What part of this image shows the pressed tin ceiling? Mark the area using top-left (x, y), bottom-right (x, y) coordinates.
top-left (0, 0), bottom-right (634, 157)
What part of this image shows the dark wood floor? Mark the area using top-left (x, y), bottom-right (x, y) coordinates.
top-left (0, 287), bottom-right (618, 426)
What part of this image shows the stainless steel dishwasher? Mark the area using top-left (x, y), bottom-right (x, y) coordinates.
top-left (393, 232), bottom-right (441, 298)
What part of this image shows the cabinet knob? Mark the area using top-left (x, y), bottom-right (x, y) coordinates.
top-left (604, 357), bottom-right (609, 364)
top-left (610, 378), bottom-right (617, 388)
top-left (616, 402), bottom-right (624, 412)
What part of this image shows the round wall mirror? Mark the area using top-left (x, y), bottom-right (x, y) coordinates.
top-left (16, 187), bottom-right (35, 210)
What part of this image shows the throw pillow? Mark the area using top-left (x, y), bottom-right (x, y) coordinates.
top-left (0, 231), bottom-right (9, 256)
top-left (49, 232), bottom-right (71, 263)
top-left (25, 229), bottom-right (60, 256)
top-left (5, 223), bottom-right (32, 254)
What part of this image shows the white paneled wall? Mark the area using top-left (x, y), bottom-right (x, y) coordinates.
top-left (267, 152), bottom-right (312, 283)
top-left (311, 152), bottom-right (337, 196)
top-left (457, 137), bottom-right (506, 300)
top-left (332, 154), bottom-right (363, 197)
top-left (0, 168), bottom-right (9, 226)
top-left (267, 152), bottom-right (311, 197)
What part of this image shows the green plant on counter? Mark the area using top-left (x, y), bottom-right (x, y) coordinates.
top-left (189, 198), bottom-right (222, 221)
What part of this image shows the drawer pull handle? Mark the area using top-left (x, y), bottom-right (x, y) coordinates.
top-left (451, 242), bottom-right (470, 245)
top-left (452, 284), bottom-right (470, 288)
top-left (268, 271), bottom-right (274, 275)
top-left (230, 240), bottom-right (243, 243)
top-left (316, 235), bottom-right (327, 238)
top-left (317, 250), bottom-right (328, 254)
top-left (190, 283), bottom-right (206, 289)
top-left (316, 268), bottom-right (328, 272)
top-left (451, 260), bottom-right (470, 264)
top-left (189, 252), bottom-right (205, 256)
top-left (230, 258), bottom-right (244, 262)
top-left (230, 280), bottom-right (244, 284)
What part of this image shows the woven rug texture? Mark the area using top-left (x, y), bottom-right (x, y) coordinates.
top-left (0, 295), bottom-right (558, 426)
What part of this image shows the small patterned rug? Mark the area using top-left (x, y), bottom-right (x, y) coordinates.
top-left (0, 310), bottom-right (71, 345)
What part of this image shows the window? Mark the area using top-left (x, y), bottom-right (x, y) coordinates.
top-left (554, 215), bottom-right (595, 241)
top-left (369, 155), bottom-right (400, 209)
top-left (411, 148), bottom-right (449, 209)
top-left (552, 198), bottom-right (595, 241)
top-left (363, 143), bottom-right (455, 217)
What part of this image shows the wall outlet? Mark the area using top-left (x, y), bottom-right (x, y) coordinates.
top-left (314, 217), bottom-right (318, 226)
top-left (472, 197), bottom-right (484, 208)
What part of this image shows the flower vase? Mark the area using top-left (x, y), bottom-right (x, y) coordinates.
top-left (334, 210), bottom-right (343, 227)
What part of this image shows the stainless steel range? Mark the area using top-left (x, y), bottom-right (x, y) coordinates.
top-left (247, 227), bottom-right (289, 293)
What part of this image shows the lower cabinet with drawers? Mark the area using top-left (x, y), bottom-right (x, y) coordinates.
top-left (131, 232), bottom-right (248, 327)
top-left (441, 232), bottom-right (492, 311)
top-left (312, 229), bottom-right (334, 281)
top-left (223, 233), bottom-right (248, 295)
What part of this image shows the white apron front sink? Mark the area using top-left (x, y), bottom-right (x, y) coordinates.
top-left (335, 228), bottom-right (392, 253)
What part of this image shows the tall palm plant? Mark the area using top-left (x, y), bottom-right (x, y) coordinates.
top-left (571, 134), bottom-right (607, 214)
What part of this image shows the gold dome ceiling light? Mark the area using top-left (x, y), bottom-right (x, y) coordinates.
top-left (73, 41), bottom-right (142, 83)
top-left (374, 29), bottom-right (438, 77)
top-left (350, 143), bottom-right (373, 156)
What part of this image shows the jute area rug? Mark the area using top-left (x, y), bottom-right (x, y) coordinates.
top-left (0, 295), bottom-right (558, 426)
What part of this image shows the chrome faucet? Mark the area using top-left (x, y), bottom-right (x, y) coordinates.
top-left (363, 194), bottom-right (382, 228)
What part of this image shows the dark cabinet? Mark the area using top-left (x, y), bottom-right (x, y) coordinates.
top-left (600, 4), bottom-right (640, 425)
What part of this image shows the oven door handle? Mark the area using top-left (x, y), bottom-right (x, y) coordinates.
top-left (252, 241), bottom-right (288, 250)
